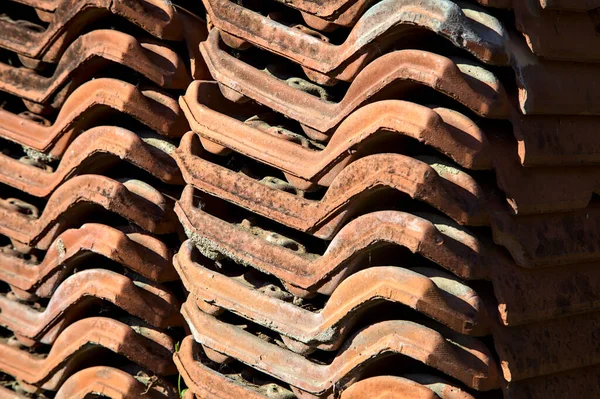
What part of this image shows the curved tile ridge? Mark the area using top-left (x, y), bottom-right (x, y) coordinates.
top-left (175, 239), bottom-right (491, 353)
top-left (180, 81), bottom-right (492, 186)
top-left (0, 317), bottom-right (176, 390)
top-left (0, 175), bottom-right (176, 250)
top-left (203, 0), bottom-right (509, 81)
top-left (54, 366), bottom-right (176, 399)
top-left (175, 132), bottom-right (489, 239)
top-left (176, 187), bottom-right (490, 297)
top-left (0, 126), bottom-right (182, 197)
top-left (0, 223), bottom-right (175, 299)
top-left (0, 0), bottom-right (183, 60)
top-left (201, 29), bottom-right (509, 135)
top-left (174, 336), bottom-right (476, 399)
top-left (0, 78), bottom-right (188, 156)
top-left (181, 301), bottom-right (500, 394)
top-left (0, 268), bottom-right (180, 344)
top-left (0, 29), bottom-right (190, 106)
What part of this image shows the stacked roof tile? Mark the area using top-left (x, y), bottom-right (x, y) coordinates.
top-left (0, 0), bottom-right (597, 398)
top-left (0, 0), bottom-right (198, 396)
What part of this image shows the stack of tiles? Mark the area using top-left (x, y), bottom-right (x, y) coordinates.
top-left (172, 1), bottom-right (600, 398)
top-left (0, 0), bottom-right (204, 397)
top-left (1, 1), bottom-right (599, 398)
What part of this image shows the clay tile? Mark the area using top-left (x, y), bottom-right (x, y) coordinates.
top-left (176, 185), bottom-right (600, 325)
top-left (202, 0), bottom-right (509, 83)
top-left (181, 81), bottom-right (493, 183)
top-left (264, 0), bottom-right (377, 28)
top-left (0, 126), bottom-right (182, 197)
top-left (0, 223), bottom-right (176, 298)
top-left (510, 0), bottom-right (600, 62)
top-left (0, 268), bottom-right (181, 344)
top-left (491, 203), bottom-right (600, 268)
top-left (503, 365), bottom-right (600, 399)
top-left (0, 0), bottom-right (183, 60)
top-left (181, 301), bottom-right (501, 394)
top-left (185, 80), bottom-right (600, 190)
top-left (489, 132), bottom-right (600, 214)
top-left (54, 366), bottom-right (177, 399)
top-left (493, 311), bottom-right (600, 382)
top-left (175, 239), bottom-right (491, 353)
top-left (175, 336), bottom-right (475, 399)
top-left (0, 29), bottom-right (190, 109)
top-left (183, 80), bottom-right (600, 215)
top-left (0, 78), bottom-right (188, 157)
top-left (201, 29), bottom-right (509, 137)
top-left (175, 186), bottom-right (490, 297)
top-left (181, 85), bottom-right (600, 216)
top-left (174, 336), bottom-right (288, 399)
top-left (175, 132), bottom-right (489, 239)
top-left (0, 174), bottom-right (176, 250)
top-left (187, 77), bottom-right (600, 170)
top-left (0, 317), bottom-right (176, 390)
top-left (202, 22), bottom-right (600, 118)
top-left (491, 250), bottom-right (600, 326)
